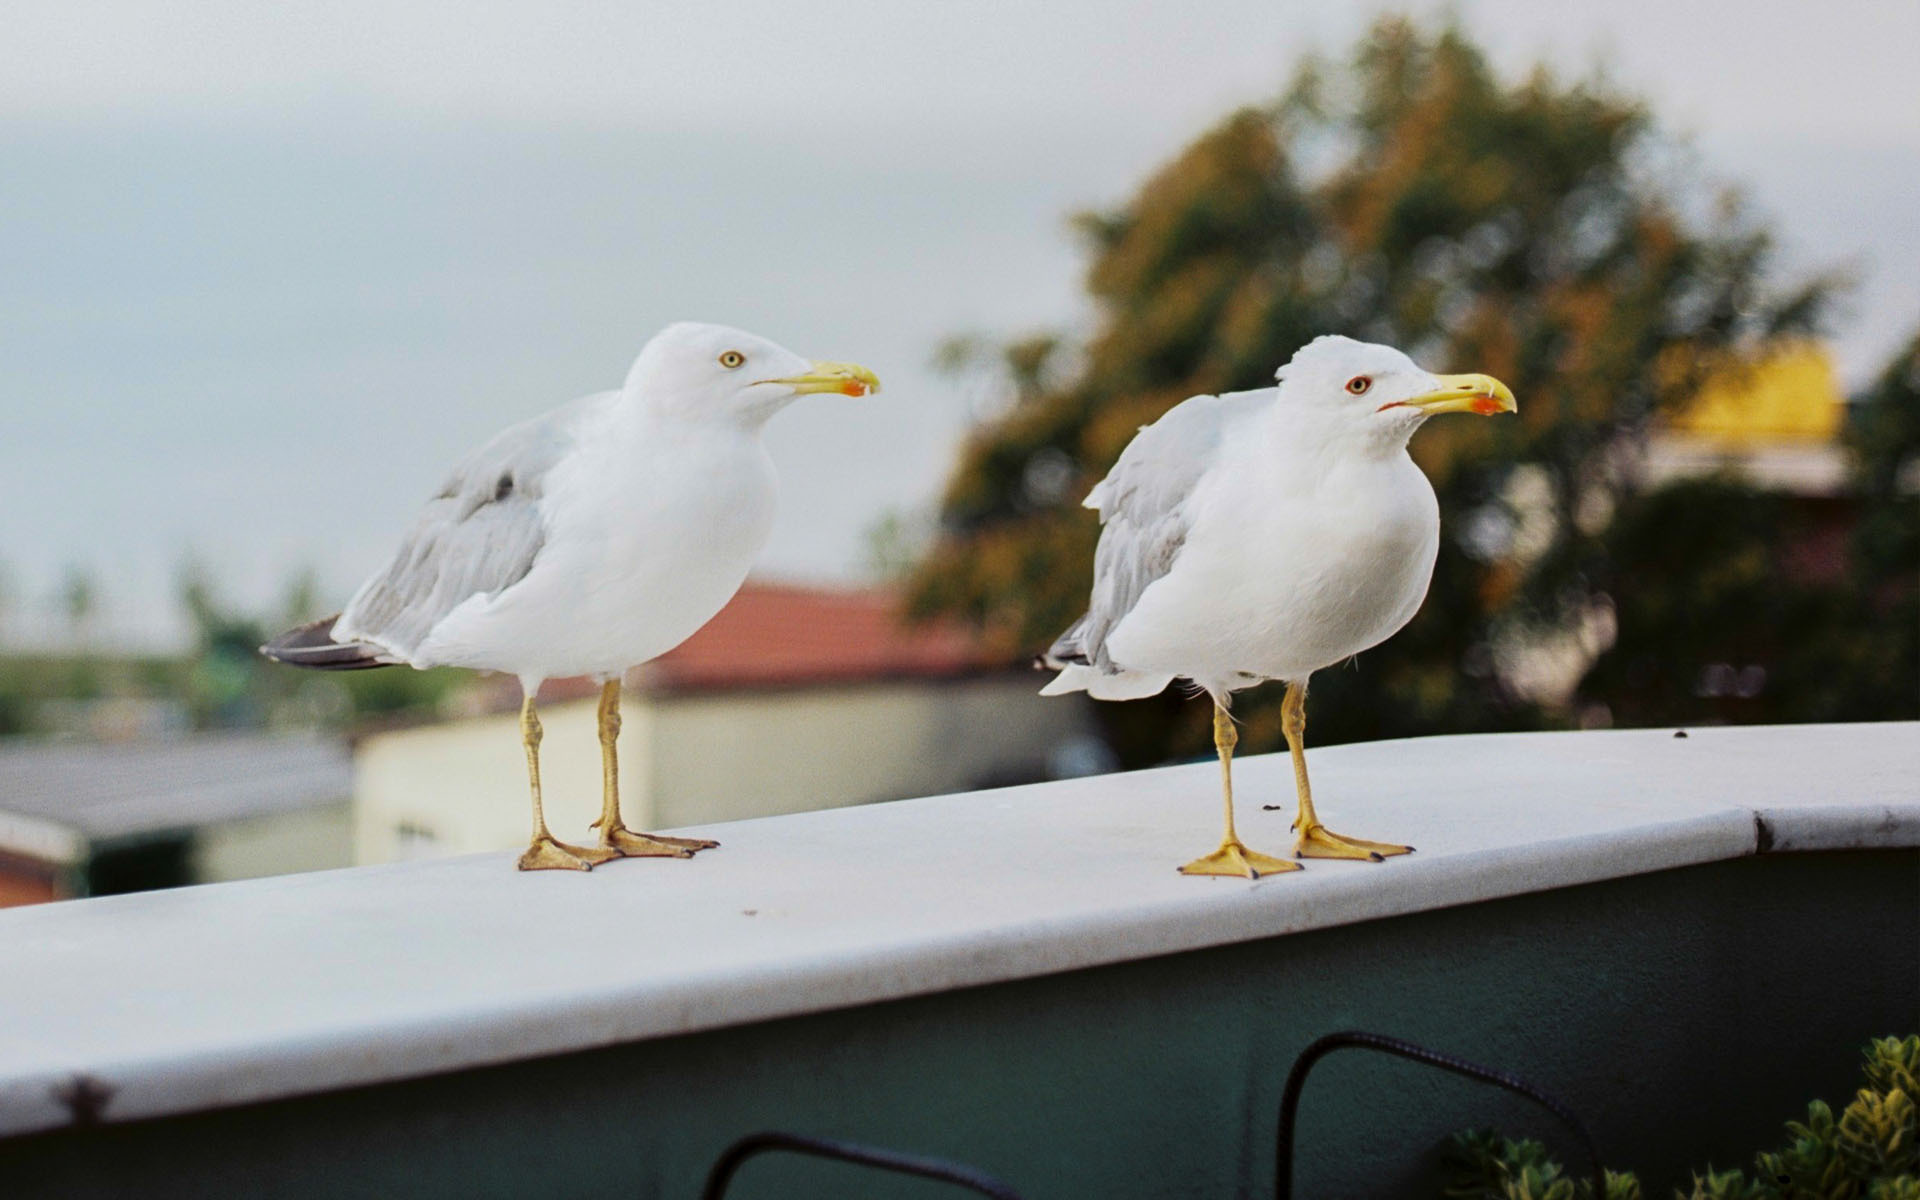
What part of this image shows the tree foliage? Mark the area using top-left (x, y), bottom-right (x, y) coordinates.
top-left (907, 17), bottom-right (1852, 761)
top-left (1572, 332), bottom-right (1918, 726)
top-left (176, 559), bottom-right (464, 731)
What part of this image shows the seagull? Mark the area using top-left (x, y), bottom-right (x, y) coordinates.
top-left (1039, 335), bottom-right (1515, 879)
top-left (263, 322), bottom-right (880, 872)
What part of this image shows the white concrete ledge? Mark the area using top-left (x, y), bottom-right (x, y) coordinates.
top-left (0, 722), bottom-right (1914, 1138)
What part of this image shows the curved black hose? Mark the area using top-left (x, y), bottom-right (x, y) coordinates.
top-left (701, 1130), bottom-right (1025, 1200)
top-left (1274, 1030), bottom-right (1605, 1200)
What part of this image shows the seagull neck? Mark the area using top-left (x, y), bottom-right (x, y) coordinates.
top-left (1263, 405), bottom-right (1417, 465)
top-left (623, 388), bottom-right (783, 438)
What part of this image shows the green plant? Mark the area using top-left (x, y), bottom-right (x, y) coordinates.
top-left (1865, 1036), bottom-right (1920, 1101)
top-left (1675, 1167), bottom-right (1768, 1200)
top-left (1442, 1128), bottom-right (1642, 1199)
top-left (1444, 1037), bottom-right (1920, 1200)
top-left (1755, 1099), bottom-right (1849, 1198)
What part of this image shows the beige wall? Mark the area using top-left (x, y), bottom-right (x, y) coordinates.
top-left (353, 699), bottom-right (655, 863)
top-left (191, 803), bottom-right (353, 883)
top-left (352, 675), bottom-right (1093, 863)
top-left (646, 675), bottom-right (1091, 827)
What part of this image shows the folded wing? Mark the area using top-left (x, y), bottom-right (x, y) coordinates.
top-left (1040, 389), bottom-right (1263, 696)
top-left (265, 396), bottom-right (598, 670)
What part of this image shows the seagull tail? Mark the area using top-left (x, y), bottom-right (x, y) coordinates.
top-left (1034, 617), bottom-right (1173, 700)
top-left (260, 615), bottom-right (396, 671)
top-left (1037, 663), bottom-right (1174, 700)
top-left (1037, 664), bottom-right (1093, 696)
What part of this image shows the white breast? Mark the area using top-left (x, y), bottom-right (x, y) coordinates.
top-left (416, 412), bottom-right (777, 681)
top-left (1104, 449), bottom-right (1440, 689)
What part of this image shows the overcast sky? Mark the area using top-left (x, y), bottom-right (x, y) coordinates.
top-left (3, 0), bottom-right (1916, 646)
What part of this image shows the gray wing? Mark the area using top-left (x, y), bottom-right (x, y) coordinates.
top-left (1046, 389), bottom-right (1264, 672)
top-left (332, 394), bottom-right (602, 660)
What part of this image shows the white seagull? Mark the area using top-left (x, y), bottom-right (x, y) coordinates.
top-left (264, 322), bottom-right (880, 872)
top-left (1039, 335), bottom-right (1515, 879)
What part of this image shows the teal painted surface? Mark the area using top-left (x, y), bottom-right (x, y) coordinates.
top-left (3, 850), bottom-right (1915, 1199)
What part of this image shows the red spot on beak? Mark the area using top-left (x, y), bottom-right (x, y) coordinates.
top-left (1469, 395), bottom-right (1504, 415)
top-left (840, 380), bottom-right (870, 397)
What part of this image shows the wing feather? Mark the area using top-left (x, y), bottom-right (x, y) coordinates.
top-left (332, 394), bottom-right (602, 661)
top-left (1045, 388), bottom-right (1266, 673)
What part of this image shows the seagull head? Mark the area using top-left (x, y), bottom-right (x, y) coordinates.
top-left (1276, 335), bottom-right (1515, 452)
top-left (626, 322), bottom-right (881, 424)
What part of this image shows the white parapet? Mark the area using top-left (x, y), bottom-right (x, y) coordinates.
top-left (0, 722), bottom-right (1914, 1138)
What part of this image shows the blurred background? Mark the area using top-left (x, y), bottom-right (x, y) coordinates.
top-left (1, 1), bottom-right (1914, 903)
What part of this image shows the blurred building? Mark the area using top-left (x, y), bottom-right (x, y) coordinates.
top-left (1650, 341), bottom-right (1863, 589)
top-left (1499, 341), bottom-right (1860, 708)
top-left (0, 733), bottom-right (352, 906)
top-left (352, 582), bottom-right (1103, 863)
top-left (1648, 341), bottom-right (1851, 503)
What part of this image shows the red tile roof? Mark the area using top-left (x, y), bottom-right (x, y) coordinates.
top-left (643, 581), bottom-right (997, 692)
top-left (503, 581), bottom-right (1008, 707)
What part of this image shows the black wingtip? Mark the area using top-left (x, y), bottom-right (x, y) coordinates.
top-left (1038, 612), bottom-right (1093, 671)
top-left (260, 615), bottom-right (392, 671)
top-left (1033, 651), bottom-right (1091, 672)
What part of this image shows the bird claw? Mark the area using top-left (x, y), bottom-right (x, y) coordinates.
top-left (517, 836), bottom-right (619, 872)
top-left (597, 824), bottom-right (714, 859)
top-left (641, 834), bottom-right (720, 851)
top-left (1179, 839), bottom-right (1303, 879)
top-left (1292, 823), bottom-right (1413, 862)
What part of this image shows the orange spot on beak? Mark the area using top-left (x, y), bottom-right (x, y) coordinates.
top-left (1470, 395), bottom-right (1505, 415)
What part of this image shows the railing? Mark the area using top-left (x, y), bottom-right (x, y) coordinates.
top-left (0, 722), bottom-right (1913, 1198)
top-left (699, 1032), bottom-right (1608, 1200)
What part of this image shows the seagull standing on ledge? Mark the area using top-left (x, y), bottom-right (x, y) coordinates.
top-left (264, 322), bottom-right (880, 872)
top-left (1039, 335), bottom-right (1515, 879)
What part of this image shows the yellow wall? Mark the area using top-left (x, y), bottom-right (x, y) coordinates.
top-left (1669, 342), bottom-right (1843, 445)
top-left (351, 676), bottom-right (1092, 863)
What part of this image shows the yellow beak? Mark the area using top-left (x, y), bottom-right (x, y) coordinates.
top-left (760, 361), bottom-right (882, 398)
top-left (1382, 372), bottom-right (1517, 416)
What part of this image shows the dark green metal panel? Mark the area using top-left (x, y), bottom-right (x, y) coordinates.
top-left (4, 850), bottom-right (1915, 1199)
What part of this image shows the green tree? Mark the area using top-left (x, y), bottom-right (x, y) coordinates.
top-left (908, 17), bottom-right (1830, 763)
top-left (1572, 332), bottom-right (1918, 726)
top-left (0, 556), bottom-right (13, 643)
top-left (1842, 332), bottom-right (1920, 712)
top-left (59, 565), bottom-right (99, 647)
top-left (178, 554), bottom-right (272, 728)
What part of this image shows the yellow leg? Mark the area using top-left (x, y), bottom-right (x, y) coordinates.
top-left (1283, 681), bottom-right (1413, 861)
top-left (516, 696), bottom-right (618, 871)
top-left (589, 679), bottom-right (718, 859)
top-left (1179, 699), bottom-right (1301, 879)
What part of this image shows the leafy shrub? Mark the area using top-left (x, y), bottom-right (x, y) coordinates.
top-left (1446, 1036), bottom-right (1919, 1200)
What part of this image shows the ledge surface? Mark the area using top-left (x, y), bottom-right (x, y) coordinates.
top-left (0, 721), bottom-right (1914, 1138)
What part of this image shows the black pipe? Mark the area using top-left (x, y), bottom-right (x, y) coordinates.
top-left (1274, 1030), bottom-right (1606, 1199)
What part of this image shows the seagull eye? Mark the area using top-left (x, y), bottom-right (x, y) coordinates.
top-left (1346, 376), bottom-right (1372, 395)
top-left (718, 350), bottom-right (746, 369)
